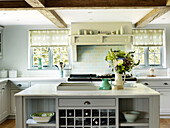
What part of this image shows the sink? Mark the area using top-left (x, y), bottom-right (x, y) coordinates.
top-left (57, 83), bottom-right (99, 91)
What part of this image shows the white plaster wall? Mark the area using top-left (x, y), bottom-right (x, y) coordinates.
top-left (0, 24), bottom-right (169, 77)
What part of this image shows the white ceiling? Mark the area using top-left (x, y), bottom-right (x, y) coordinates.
top-left (0, 9), bottom-right (170, 25)
top-left (0, 10), bottom-right (53, 25)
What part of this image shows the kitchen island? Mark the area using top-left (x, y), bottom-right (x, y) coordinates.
top-left (15, 83), bottom-right (160, 128)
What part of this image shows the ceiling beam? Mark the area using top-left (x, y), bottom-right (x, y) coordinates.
top-left (25, 0), bottom-right (45, 7)
top-left (167, 0), bottom-right (170, 6)
top-left (45, 0), bottom-right (167, 8)
top-left (0, 0), bottom-right (168, 10)
top-left (25, 0), bottom-right (67, 28)
top-left (135, 7), bottom-right (170, 28)
top-left (0, 1), bottom-right (31, 8)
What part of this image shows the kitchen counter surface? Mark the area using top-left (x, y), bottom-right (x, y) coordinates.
top-left (137, 76), bottom-right (170, 80)
top-left (0, 77), bottom-right (66, 82)
top-left (15, 83), bottom-right (159, 97)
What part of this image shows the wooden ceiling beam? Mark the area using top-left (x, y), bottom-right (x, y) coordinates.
top-left (167, 0), bottom-right (170, 6)
top-left (25, 0), bottom-right (45, 7)
top-left (0, 1), bottom-right (31, 8)
top-left (135, 7), bottom-right (170, 28)
top-left (45, 0), bottom-right (167, 8)
top-left (25, 0), bottom-right (67, 28)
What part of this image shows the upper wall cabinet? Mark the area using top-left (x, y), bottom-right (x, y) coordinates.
top-left (71, 22), bottom-right (132, 45)
top-left (0, 26), bottom-right (4, 59)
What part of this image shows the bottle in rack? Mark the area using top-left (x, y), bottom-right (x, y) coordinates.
top-left (84, 109), bottom-right (91, 117)
top-left (67, 110), bottom-right (74, 117)
top-left (92, 118), bottom-right (99, 125)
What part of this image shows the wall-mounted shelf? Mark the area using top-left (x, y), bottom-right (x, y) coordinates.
top-left (71, 34), bottom-right (133, 45)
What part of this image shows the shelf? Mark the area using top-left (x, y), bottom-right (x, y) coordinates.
top-left (120, 118), bottom-right (149, 127)
top-left (71, 34), bottom-right (133, 37)
top-left (26, 119), bottom-right (56, 127)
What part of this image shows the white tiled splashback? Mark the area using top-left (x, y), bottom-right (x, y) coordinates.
top-left (72, 45), bottom-right (167, 76)
top-left (72, 45), bottom-right (125, 74)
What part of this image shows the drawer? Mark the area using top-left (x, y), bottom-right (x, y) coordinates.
top-left (139, 81), bottom-right (170, 88)
top-left (59, 98), bottom-right (116, 107)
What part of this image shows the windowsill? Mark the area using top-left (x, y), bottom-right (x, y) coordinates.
top-left (133, 66), bottom-right (166, 70)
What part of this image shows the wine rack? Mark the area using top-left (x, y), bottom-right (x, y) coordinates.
top-left (59, 109), bottom-right (116, 128)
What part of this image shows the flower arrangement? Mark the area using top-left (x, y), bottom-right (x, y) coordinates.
top-left (105, 49), bottom-right (140, 74)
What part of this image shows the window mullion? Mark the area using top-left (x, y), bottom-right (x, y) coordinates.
top-left (49, 47), bottom-right (52, 68)
top-left (145, 47), bottom-right (149, 67)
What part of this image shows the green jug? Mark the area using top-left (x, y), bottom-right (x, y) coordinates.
top-left (99, 78), bottom-right (112, 90)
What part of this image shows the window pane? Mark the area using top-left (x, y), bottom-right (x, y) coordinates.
top-left (61, 54), bottom-right (69, 65)
top-left (155, 54), bottom-right (160, 64)
top-left (149, 54), bottom-right (154, 64)
top-left (139, 47), bottom-right (144, 53)
top-left (33, 55), bottom-right (41, 65)
top-left (42, 55), bottom-right (49, 65)
top-left (33, 47), bottom-right (41, 54)
top-left (61, 47), bottom-right (68, 53)
top-left (133, 47), bottom-right (138, 53)
top-left (155, 47), bottom-right (160, 53)
top-left (41, 47), bottom-right (48, 54)
top-left (149, 47), bottom-right (155, 54)
top-left (53, 47), bottom-right (60, 54)
top-left (53, 54), bottom-right (60, 65)
top-left (139, 54), bottom-right (144, 64)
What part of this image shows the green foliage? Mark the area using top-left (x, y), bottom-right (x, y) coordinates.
top-left (105, 49), bottom-right (140, 74)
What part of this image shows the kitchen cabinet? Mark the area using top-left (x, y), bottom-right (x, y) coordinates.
top-left (137, 79), bottom-right (170, 117)
top-left (0, 27), bottom-right (3, 58)
top-left (10, 90), bottom-right (21, 115)
top-left (0, 82), bottom-right (8, 122)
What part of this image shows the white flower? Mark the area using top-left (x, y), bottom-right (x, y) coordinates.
top-left (117, 59), bottom-right (123, 66)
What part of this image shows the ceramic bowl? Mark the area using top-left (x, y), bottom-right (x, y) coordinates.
top-left (122, 111), bottom-right (140, 122)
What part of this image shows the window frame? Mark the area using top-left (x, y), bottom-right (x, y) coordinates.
top-left (30, 46), bottom-right (71, 69)
top-left (133, 46), bottom-right (163, 68)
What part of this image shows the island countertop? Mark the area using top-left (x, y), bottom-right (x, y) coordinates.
top-left (15, 83), bottom-right (160, 97)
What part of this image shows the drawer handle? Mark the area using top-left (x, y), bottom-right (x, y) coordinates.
top-left (84, 101), bottom-right (91, 105)
top-left (1, 88), bottom-right (5, 90)
top-left (164, 83), bottom-right (168, 85)
top-left (144, 83), bottom-right (149, 85)
top-left (17, 84), bottom-right (22, 87)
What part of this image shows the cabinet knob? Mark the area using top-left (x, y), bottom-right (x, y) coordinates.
top-left (17, 84), bottom-right (22, 87)
top-left (84, 101), bottom-right (91, 105)
top-left (1, 88), bottom-right (5, 90)
top-left (164, 83), bottom-right (168, 85)
top-left (144, 83), bottom-right (149, 85)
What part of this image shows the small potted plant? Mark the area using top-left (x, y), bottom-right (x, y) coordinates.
top-left (105, 49), bottom-right (140, 89)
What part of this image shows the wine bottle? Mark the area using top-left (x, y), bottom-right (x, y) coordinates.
top-left (84, 109), bottom-right (91, 117)
top-left (67, 110), bottom-right (74, 117)
top-left (92, 118), bottom-right (99, 125)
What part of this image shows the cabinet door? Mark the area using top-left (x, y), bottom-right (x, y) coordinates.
top-left (0, 31), bottom-right (2, 56)
top-left (10, 90), bottom-right (21, 115)
top-left (156, 89), bottom-right (170, 115)
top-left (0, 92), bottom-right (2, 119)
top-left (1, 84), bottom-right (8, 118)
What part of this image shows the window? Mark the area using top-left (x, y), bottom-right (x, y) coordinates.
top-left (29, 30), bottom-right (70, 69)
top-left (133, 29), bottom-right (164, 67)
